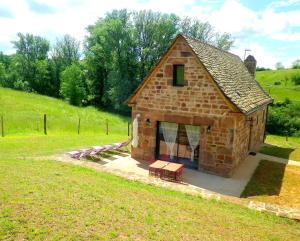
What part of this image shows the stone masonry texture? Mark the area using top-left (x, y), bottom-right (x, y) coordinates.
top-left (130, 37), bottom-right (268, 177)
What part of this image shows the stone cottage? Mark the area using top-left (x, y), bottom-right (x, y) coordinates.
top-left (126, 34), bottom-right (273, 177)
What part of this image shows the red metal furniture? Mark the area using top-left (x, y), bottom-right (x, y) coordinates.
top-left (149, 160), bottom-right (169, 177)
top-left (161, 162), bottom-right (184, 181)
top-left (149, 160), bottom-right (184, 182)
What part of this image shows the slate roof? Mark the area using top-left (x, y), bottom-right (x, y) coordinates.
top-left (182, 34), bottom-right (273, 114)
top-left (127, 34), bottom-right (273, 114)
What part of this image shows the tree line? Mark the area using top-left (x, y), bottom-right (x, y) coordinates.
top-left (0, 9), bottom-right (234, 114)
top-left (275, 60), bottom-right (300, 70)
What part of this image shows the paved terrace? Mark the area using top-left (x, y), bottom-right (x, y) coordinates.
top-left (58, 151), bottom-right (264, 197)
top-left (54, 151), bottom-right (300, 220)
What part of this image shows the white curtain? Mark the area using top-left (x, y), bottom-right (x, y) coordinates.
top-left (132, 117), bottom-right (139, 148)
top-left (185, 125), bottom-right (200, 162)
top-left (160, 122), bottom-right (178, 160)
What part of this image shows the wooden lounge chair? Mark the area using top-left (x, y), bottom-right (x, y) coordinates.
top-left (79, 148), bottom-right (94, 158)
top-left (66, 140), bottom-right (131, 160)
top-left (111, 143), bottom-right (122, 150)
top-left (67, 151), bottom-right (81, 159)
top-left (107, 140), bottom-right (131, 151)
top-left (114, 140), bottom-right (131, 150)
top-left (90, 146), bottom-right (106, 155)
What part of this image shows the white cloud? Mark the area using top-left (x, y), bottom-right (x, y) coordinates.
top-left (0, 0), bottom-right (300, 68)
top-left (268, 0), bottom-right (300, 9)
top-left (232, 42), bottom-right (279, 69)
top-left (0, 0), bottom-right (198, 47)
top-left (189, 0), bottom-right (300, 68)
top-left (198, 0), bottom-right (259, 34)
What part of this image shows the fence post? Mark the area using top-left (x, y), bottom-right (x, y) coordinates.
top-left (77, 117), bottom-right (81, 135)
top-left (43, 114), bottom-right (47, 135)
top-left (106, 119), bottom-right (108, 135)
top-left (1, 115), bottom-right (4, 137)
top-left (128, 122), bottom-right (130, 136)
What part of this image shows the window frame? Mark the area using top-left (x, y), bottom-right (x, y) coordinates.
top-left (173, 64), bottom-right (185, 87)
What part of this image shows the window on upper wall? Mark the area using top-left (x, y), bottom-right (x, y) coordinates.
top-left (173, 65), bottom-right (184, 86)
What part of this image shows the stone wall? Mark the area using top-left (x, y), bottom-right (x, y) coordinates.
top-left (248, 107), bottom-right (267, 151)
top-left (232, 107), bottom-right (267, 169)
top-left (130, 37), bottom-right (267, 177)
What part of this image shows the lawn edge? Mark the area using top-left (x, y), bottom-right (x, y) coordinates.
top-left (51, 155), bottom-right (300, 221)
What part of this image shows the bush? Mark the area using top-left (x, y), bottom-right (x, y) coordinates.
top-left (274, 81), bottom-right (281, 85)
top-left (291, 75), bottom-right (300, 85)
top-left (267, 99), bottom-right (300, 136)
top-left (292, 59), bottom-right (300, 69)
top-left (60, 63), bottom-right (87, 106)
top-left (13, 80), bottom-right (31, 92)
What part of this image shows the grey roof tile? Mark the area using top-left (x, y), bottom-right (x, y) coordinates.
top-left (183, 35), bottom-right (273, 114)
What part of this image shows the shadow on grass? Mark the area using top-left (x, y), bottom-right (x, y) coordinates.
top-left (241, 160), bottom-right (286, 197)
top-left (260, 145), bottom-right (295, 159)
top-left (86, 149), bottom-right (130, 162)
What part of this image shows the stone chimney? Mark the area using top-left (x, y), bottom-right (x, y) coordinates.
top-left (244, 55), bottom-right (257, 77)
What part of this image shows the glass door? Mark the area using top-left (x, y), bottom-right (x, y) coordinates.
top-left (156, 122), bottom-right (199, 169)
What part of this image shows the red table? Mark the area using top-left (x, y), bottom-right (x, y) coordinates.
top-left (149, 160), bottom-right (169, 177)
top-left (149, 160), bottom-right (184, 181)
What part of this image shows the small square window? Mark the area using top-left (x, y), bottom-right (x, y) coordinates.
top-left (173, 65), bottom-right (184, 86)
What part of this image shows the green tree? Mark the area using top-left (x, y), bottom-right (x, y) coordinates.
top-left (85, 9), bottom-right (138, 111)
top-left (0, 51), bottom-right (11, 69)
top-left (85, 9), bottom-right (234, 113)
top-left (35, 60), bottom-right (52, 95)
top-left (60, 63), bottom-right (87, 106)
top-left (214, 33), bottom-right (234, 51)
top-left (275, 62), bottom-right (284, 70)
top-left (0, 63), bottom-right (6, 86)
top-left (49, 34), bottom-right (81, 97)
top-left (134, 10), bottom-right (179, 80)
top-left (292, 59), bottom-right (300, 69)
top-left (51, 34), bottom-right (80, 70)
top-left (179, 17), bottom-right (233, 51)
top-left (0, 52), bottom-right (14, 88)
top-left (12, 33), bottom-right (50, 93)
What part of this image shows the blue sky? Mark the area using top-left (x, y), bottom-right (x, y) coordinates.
top-left (0, 0), bottom-right (300, 68)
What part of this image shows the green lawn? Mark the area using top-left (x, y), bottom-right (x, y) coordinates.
top-left (0, 87), bottom-right (129, 136)
top-left (0, 134), bottom-right (127, 160)
top-left (0, 137), bottom-right (300, 240)
top-left (242, 160), bottom-right (300, 210)
top-left (1, 88), bottom-right (300, 240)
top-left (256, 68), bottom-right (300, 103)
top-left (260, 135), bottom-right (300, 162)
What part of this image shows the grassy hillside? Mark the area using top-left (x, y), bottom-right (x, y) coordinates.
top-left (0, 88), bottom-right (129, 136)
top-left (1, 81), bottom-right (300, 240)
top-left (256, 68), bottom-right (300, 103)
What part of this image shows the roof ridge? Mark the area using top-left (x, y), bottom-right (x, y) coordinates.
top-left (179, 33), bottom-right (240, 60)
top-left (180, 33), bottom-right (272, 114)
top-left (127, 33), bottom-right (273, 114)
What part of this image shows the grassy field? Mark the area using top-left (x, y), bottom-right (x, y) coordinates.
top-left (242, 160), bottom-right (300, 210)
top-left (256, 69), bottom-right (300, 159)
top-left (260, 135), bottom-right (300, 162)
top-left (1, 88), bottom-right (300, 239)
top-left (256, 68), bottom-right (300, 103)
top-left (0, 87), bottom-right (129, 136)
top-left (0, 135), bottom-right (127, 160)
top-left (1, 138), bottom-right (300, 240)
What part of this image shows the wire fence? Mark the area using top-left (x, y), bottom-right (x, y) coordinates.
top-left (0, 113), bottom-right (131, 137)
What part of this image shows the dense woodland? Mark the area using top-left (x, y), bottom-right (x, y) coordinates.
top-left (0, 9), bottom-right (233, 113)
